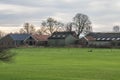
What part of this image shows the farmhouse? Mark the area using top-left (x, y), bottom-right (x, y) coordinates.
top-left (33, 34), bottom-right (50, 46)
top-left (0, 34), bottom-right (36, 48)
top-left (81, 32), bottom-right (120, 47)
top-left (48, 31), bottom-right (78, 46)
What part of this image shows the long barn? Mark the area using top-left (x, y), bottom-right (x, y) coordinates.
top-left (81, 32), bottom-right (120, 47)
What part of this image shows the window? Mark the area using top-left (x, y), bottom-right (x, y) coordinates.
top-left (29, 37), bottom-right (32, 39)
top-left (112, 38), bottom-right (115, 40)
top-left (106, 38), bottom-right (110, 40)
top-left (102, 38), bottom-right (105, 40)
top-left (97, 38), bottom-right (101, 40)
top-left (58, 35), bottom-right (61, 37)
top-left (117, 38), bottom-right (120, 40)
top-left (62, 35), bottom-right (65, 37)
top-left (53, 35), bottom-right (56, 37)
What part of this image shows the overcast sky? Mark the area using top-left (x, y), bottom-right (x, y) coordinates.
top-left (0, 0), bottom-right (120, 33)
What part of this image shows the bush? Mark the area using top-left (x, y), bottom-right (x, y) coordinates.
top-left (0, 48), bottom-right (15, 62)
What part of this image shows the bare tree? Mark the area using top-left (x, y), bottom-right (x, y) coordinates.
top-left (66, 22), bottom-right (73, 32)
top-left (20, 23), bottom-right (36, 34)
top-left (24, 23), bottom-right (30, 34)
top-left (84, 26), bottom-right (92, 34)
top-left (113, 25), bottom-right (120, 32)
top-left (30, 24), bottom-right (36, 34)
top-left (0, 30), bottom-right (5, 38)
top-left (36, 26), bottom-right (48, 35)
top-left (41, 18), bottom-right (64, 35)
top-left (19, 28), bottom-right (26, 34)
top-left (73, 13), bottom-right (92, 37)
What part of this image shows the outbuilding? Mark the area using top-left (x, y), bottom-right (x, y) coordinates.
top-left (48, 31), bottom-right (78, 46)
top-left (0, 34), bottom-right (36, 48)
top-left (81, 32), bottom-right (120, 47)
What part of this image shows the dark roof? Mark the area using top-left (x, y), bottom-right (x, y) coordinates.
top-left (33, 34), bottom-right (50, 41)
top-left (48, 31), bottom-right (77, 39)
top-left (86, 32), bottom-right (120, 41)
top-left (9, 34), bottom-right (31, 41)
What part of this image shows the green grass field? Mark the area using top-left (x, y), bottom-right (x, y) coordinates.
top-left (0, 48), bottom-right (120, 80)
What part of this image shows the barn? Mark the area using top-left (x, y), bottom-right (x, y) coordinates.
top-left (48, 31), bottom-right (78, 46)
top-left (0, 34), bottom-right (36, 48)
top-left (81, 32), bottom-right (120, 47)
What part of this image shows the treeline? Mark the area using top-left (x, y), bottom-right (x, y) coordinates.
top-left (0, 13), bottom-right (93, 39)
top-left (19, 13), bottom-right (92, 37)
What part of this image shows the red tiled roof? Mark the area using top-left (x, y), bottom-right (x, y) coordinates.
top-left (33, 34), bottom-right (50, 41)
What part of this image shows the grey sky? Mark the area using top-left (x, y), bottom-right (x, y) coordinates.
top-left (0, 0), bottom-right (120, 32)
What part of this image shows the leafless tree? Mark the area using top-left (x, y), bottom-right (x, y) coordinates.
top-left (113, 25), bottom-right (120, 32)
top-left (20, 23), bottom-right (36, 34)
top-left (36, 26), bottom-right (48, 35)
top-left (73, 13), bottom-right (92, 37)
top-left (84, 26), bottom-right (92, 34)
top-left (19, 28), bottom-right (26, 34)
top-left (0, 30), bottom-right (5, 39)
top-left (24, 23), bottom-right (30, 33)
top-left (66, 22), bottom-right (73, 32)
top-left (41, 18), bottom-right (64, 35)
top-left (29, 24), bottom-right (36, 34)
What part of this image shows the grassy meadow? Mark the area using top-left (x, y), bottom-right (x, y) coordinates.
top-left (0, 48), bottom-right (120, 80)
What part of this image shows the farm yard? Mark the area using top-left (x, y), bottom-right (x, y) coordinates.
top-left (0, 48), bottom-right (120, 80)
